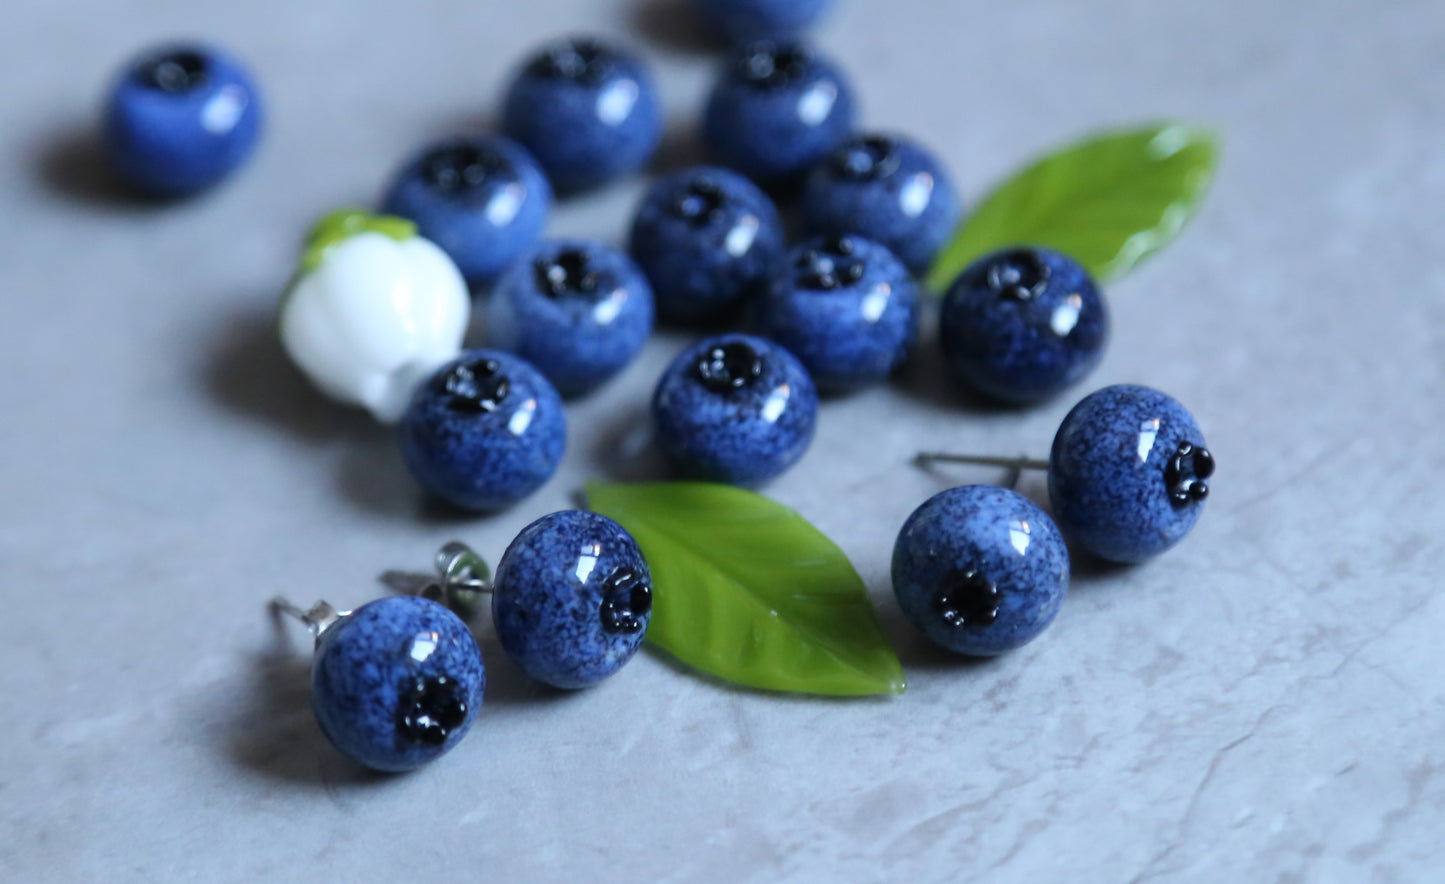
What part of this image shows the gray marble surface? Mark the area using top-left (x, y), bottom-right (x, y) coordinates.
top-left (1, 0), bottom-right (1441, 880)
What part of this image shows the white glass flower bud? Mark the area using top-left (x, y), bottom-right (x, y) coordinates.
top-left (279, 209), bottom-right (470, 423)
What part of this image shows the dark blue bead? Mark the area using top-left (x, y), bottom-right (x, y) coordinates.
top-left (652, 333), bottom-right (818, 486)
top-left (381, 135), bottom-right (550, 286)
top-left (502, 37), bottom-right (663, 193)
top-left (801, 133), bottom-right (962, 275)
top-left (398, 350), bottom-right (566, 512)
top-left (492, 511), bottom-right (653, 689)
top-left (693, 0), bottom-right (834, 43)
top-left (103, 43), bottom-right (263, 197)
top-left (311, 596), bottom-right (484, 772)
top-left (891, 485), bottom-right (1069, 656)
top-left (487, 239), bottom-right (655, 398)
top-left (757, 235), bottom-right (918, 393)
top-left (628, 166), bottom-right (785, 325)
top-left (939, 247), bottom-right (1110, 403)
top-left (1048, 384), bottom-right (1213, 563)
top-left (703, 40), bottom-right (855, 184)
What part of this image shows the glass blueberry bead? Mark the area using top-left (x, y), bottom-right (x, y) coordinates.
top-left (486, 239), bottom-right (655, 398)
top-left (103, 43), bottom-right (263, 196)
top-left (398, 350), bottom-right (566, 512)
top-left (652, 333), bottom-right (818, 486)
top-left (381, 135), bottom-right (551, 287)
top-left (491, 511), bottom-right (653, 689)
top-left (757, 234), bottom-right (918, 393)
top-left (502, 37), bottom-right (663, 194)
top-left (693, 0), bottom-right (835, 44)
top-left (891, 485), bottom-right (1070, 656)
top-left (939, 246), bottom-right (1110, 403)
top-left (1048, 384), bottom-right (1214, 563)
top-left (801, 133), bottom-right (963, 275)
top-left (310, 596), bottom-right (484, 772)
top-left (703, 40), bottom-right (856, 184)
top-left (628, 166), bottom-right (785, 325)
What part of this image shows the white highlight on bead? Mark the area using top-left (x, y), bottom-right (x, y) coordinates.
top-left (280, 232), bottom-right (469, 424)
top-left (1136, 418), bottom-right (1161, 463)
top-left (597, 78), bottom-right (640, 126)
top-left (898, 172), bottom-right (934, 218)
top-left (202, 85), bottom-right (248, 134)
top-left (724, 214), bottom-right (760, 258)
top-left (797, 81), bottom-right (837, 127)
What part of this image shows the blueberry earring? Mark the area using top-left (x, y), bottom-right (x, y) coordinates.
top-left (916, 384), bottom-right (1215, 563)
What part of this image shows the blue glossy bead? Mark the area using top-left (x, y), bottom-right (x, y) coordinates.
top-left (502, 37), bottom-right (663, 193)
top-left (381, 135), bottom-right (551, 286)
top-left (939, 247), bottom-right (1110, 403)
top-left (892, 485), bottom-right (1069, 656)
top-left (487, 239), bottom-right (655, 398)
top-left (492, 511), bottom-right (653, 689)
top-left (398, 350), bottom-right (566, 512)
top-left (103, 43), bottom-right (262, 197)
top-left (628, 166), bottom-right (785, 325)
top-left (757, 234), bottom-right (918, 393)
top-left (1048, 384), bottom-right (1214, 563)
top-left (703, 40), bottom-right (856, 184)
top-left (311, 596), bottom-right (484, 772)
top-left (801, 133), bottom-right (962, 275)
top-left (693, 0), bottom-right (834, 43)
top-left (652, 333), bottom-right (818, 486)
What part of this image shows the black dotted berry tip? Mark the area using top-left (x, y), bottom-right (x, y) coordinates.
top-left (440, 358), bottom-right (511, 413)
top-left (932, 569), bottom-right (1002, 629)
top-left (529, 38), bottom-right (615, 84)
top-left (421, 143), bottom-right (514, 197)
top-left (737, 41), bottom-right (812, 89)
top-left (694, 341), bottom-right (764, 393)
top-left (396, 675), bottom-right (469, 747)
top-left (795, 236), bottom-right (867, 291)
top-left (830, 135), bottom-right (900, 181)
top-left (671, 180), bottom-right (727, 227)
top-left (138, 49), bottom-right (208, 94)
top-left (599, 567), bottom-right (652, 635)
top-left (1164, 441), bottom-right (1214, 508)
top-left (533, 248), bottom-right (602, 300)
top-left (985, 249), bottom-right (1052, 302)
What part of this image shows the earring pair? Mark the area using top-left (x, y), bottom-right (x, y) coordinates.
top-left (273, 510), bottom-right (653, 772)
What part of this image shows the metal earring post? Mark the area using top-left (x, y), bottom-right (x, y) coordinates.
top-left (270, 597), bottom-right (346, 640)
top-left (380, 541), bottom-right (494, 619)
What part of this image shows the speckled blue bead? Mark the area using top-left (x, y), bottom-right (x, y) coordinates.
top-left (501, 37), bottom-right (662, 193)
top-left (892, 485), bottom-right (1069, 656)
top-left (652, 333), bottom-right (818, 486)
top-left (801, 133), bottom-right (962, 275)
top-left (1048, 384), bottom-right (1214, 563)
top-left (103, 43), bottom-right (262, 197)
top-left (757, 234), bottom-right (918, 393)
top-left (487, 239), bottom-right (655, 398)
top-left (381, 135), bottom-right (550, 286)
top-left (311, 596), bottom-right (484, 772)
top-left (628, 166), bottom-right (785, 325)
top-left (398, 350), bottom-right (566, 512)
top-left (939, 247), bottom-right (1110, 403)
top-left (492, 511), bottom-right (653, 689)
top-left (693, 0), bottom-right (834, 43)
top-left (703, 40), bottom-right (856, 184)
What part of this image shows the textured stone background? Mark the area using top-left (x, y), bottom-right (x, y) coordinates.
top-left (1, 0), bottom-right (1441, 880)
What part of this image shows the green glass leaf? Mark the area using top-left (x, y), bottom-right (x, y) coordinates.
top-left (925, 122), bottom-right (1220, 292)
top-left (299, 208), bottom-right (417, 275)
top-left (587, 481), bottom-right (906, 697)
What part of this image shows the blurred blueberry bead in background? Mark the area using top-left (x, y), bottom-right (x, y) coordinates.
top-left (311, 596), bottom-right (484, 772)
top-left (891, 485), bottom-right (1069, 656)
top-left (502, 36), bottom-right (663, 193)
top-left (1048, 384), bottom-right (1213, 563)
top-left (628, 166), bottom-right (785, 325)
top-left (939, 247), bottom-right (1110, 403)
top-left (492, 511), bottom-right (653, 689)
top-left (486, 239), bottom-right (655, 398)
top-left (381, 135), bottom-right (550, 287)
top-left (692, 0), bottom-right (835, 43)
top-left (703, 40), bottom-right (855, 184)
top-left (801, 133), bottom-right (962, 275)
top-left (652, 333), bottom-right (818, 486)
top-left (103, 42), bottom-right (263, 196)
top-left (758, 234), bottom-right (918, 393)
top-left (398, 349), bottom-right (566, 512)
